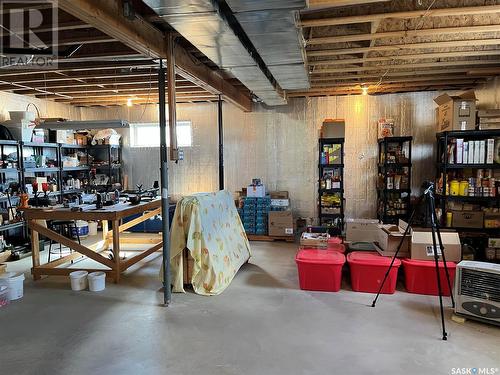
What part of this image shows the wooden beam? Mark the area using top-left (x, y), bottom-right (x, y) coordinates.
top-left (311, 60), bottom-right (500, 74)
top-left (54, 0), bottom-right (252, 111)
top-left (55, 95), bottom-right (219, 104)
top-left (311, 77), bottom-right (486, 87)
top-left (310, 68), bottom-right (498, 80)
top-left (307, 25), bottom-right (500, 45)
top-left (300, 79), bottom-right (486, 94)
top-left (307, 0), bottom-right (390, 8)
top-left (6, 79), bottom-right (195, 91)
top-left (288, 83), bottom-right (477, 97)
top-left (28, 86), bottom-right (206, 96)
top-left (307, 39), bottom-right (500, 57)
top-left (310, 50), bottom-right (500, 66)
top-left (301, 5), bottom-right (500, 27)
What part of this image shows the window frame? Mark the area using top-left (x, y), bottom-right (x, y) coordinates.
top-left (129, 121), bottom-right (192, 148)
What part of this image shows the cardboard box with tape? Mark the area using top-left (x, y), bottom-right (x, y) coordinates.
top-left (345, 219), bottom-right (379, 243)
top-left (434, 90), bottom-right (477, 133)
top-left (269, 211), bottom-right (294, 237)
top-left (410, 231), bottom-right (462, 262)
top-left (375, 221), bottom-right (410, 258)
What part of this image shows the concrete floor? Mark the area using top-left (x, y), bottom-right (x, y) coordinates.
top-left (1, 241), bottom-right (499, 375)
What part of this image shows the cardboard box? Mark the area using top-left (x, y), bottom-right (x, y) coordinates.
top-left (0, 263), bottom-right (6, 275)
top-left (269, 211), bottom-right (294, 237)
top-left (345, 219), bottom-right (380, 242)
top-left (452, 211), bottom-right (484, 229)
top-left (321, 119), bottom-right (345, 138)
top-left (270, 191), bottom-right (289, 199)
top-left (300, 232), bottom-right (328, 248)
top-left (411, 230), bottom-right (462, 262)
top-left (374, 242), bottom-right (409, 259)
top-left (378, 118), bottom-right (394, 139)
top-left (484, 212), bottom-right (500, 229)
top-left (377, 222), bottom-right (410, 255)
top-left (247, 185), bottom-right (266, 198)
top-left (434, 90), bottom-right (477, 133)
top-left (271, 199), bottom-right (289, 207)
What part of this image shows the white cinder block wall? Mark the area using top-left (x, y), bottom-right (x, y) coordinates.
top-left (1, 77), bottom-right (498, 223)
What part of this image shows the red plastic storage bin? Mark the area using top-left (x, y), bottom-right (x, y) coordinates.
top-left (347, 251), bottom-right (401, 294)
top-left (402, 259), bottom-right (456, 296)
top-left (329, 237), bottom-right (343, 245)
top-left (296, 249), bottom-right (345, 292)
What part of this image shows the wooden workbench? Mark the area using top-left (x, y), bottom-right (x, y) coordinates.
top-left (23, 199), bottom-right (162, 283)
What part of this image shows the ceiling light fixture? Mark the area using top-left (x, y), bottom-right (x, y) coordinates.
top-left (127, 98), bottom-right (133, 107)
top-left (361, 84), bottom-right (369, 96)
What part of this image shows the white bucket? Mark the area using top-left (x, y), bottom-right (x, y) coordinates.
top-left (88, 221), bottom-right (98, 236)
top-left (88, 271), bottom-right (106, 292)
top-left (69, 271), bottom-right (88, 291)
top-left (0, 272), bottom-right (25, 300)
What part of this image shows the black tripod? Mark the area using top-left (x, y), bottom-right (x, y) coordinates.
top-left (371, 182), bottom-right (455, 341)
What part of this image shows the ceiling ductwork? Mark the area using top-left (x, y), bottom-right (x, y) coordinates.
top-left (143, 0), bottom-right (309, 106)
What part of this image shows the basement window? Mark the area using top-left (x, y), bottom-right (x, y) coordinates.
top-left (130, 121), bottom-right (192, 148)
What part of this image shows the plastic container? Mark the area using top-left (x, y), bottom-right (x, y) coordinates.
top-left (402, 259), bottom-right (456, 296)
top-left (0, 285), bottom-right (9, 307)
top-left (69, 270), bottom-right (88, 291)
top-left (0, 272), bottom-right (25, 300)
top-left (296, 249), bottom-right (345, 292)
top-left (88, 271), bottom-right (106, 292)
top-left (72, 220), bottom-right (89, 238)
top-left (347, 252), bottom-right (401, 294)
top-left (88, 221), bottom-right (98, 236)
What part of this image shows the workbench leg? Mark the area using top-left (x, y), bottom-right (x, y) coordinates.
top-left (112, 220), bottom-right (120, 284)
top-left (102, 220), bottom-right (109, 249)
top-left (30, 222), bottom-right (41, 281)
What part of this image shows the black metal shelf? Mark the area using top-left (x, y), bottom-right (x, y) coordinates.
top-left (0, 140), bottom-right (19, 146)
top-left (377, 136), bottom-right (413, 224)
top-left (437, 163), bottom-right (500, 170)
top-left (378, 163), bottom-right (411, 168)
top-left (23, 167), bottom-right (60, 173)
top-left (437, 194), bottom-right (500, 203)
top-left (319, 188), bottom-right (343, 194)
top-left (22, 142), bottom-right (59, 148)
top-left (319, 138), bottom-right (345, 229)
top-left (60, 143), bottom-right (87, 149)
top-left (0, 222), bottom-right (25, 232)
top-left (437, 129), bottom-right (500, 139)
top-left (62, 166), bottom-right (90, 172)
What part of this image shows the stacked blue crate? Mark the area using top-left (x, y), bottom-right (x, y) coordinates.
top-left (242, 197), bottom-right (271, 235)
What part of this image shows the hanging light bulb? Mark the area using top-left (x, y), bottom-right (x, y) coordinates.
top-left (127, 98), bottom-right (133, 107)
top-left (361, 84), bottom-right (369, 96)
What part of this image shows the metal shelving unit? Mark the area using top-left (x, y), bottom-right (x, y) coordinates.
top-left (377, 136), bottom-right (413, 224)
top-left (436, 130), bottom-right (500, 262)
top-left (318, 137), bottom-right (344, 231)
top-left (88, 143), bottom-right (122, 188)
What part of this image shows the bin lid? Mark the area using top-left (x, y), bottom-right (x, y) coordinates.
top-left (347, 251), bottom-right (401, 267)
top-left (296, 249), bottom-right (345, 265)
top-left (402, 258), bottom-right (456, 269)
top-left (328, 237), bottom-right (343, 244)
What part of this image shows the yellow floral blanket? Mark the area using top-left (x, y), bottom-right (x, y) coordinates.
top-left (169, 190), bottom-right (251, 295)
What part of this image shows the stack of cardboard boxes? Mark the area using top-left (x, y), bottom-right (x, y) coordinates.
top-left (346, 219), bottom-right (462, 262)
top-left (237, 184), bottom-right (294, 239)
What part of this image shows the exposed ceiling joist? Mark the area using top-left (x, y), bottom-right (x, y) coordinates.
top-left (306, 0), bottom-right (390, 9)
top-left (310, 68), bottom-right (496, 80)
top-left (53, 0), bottom-right (252, 111)
top-left (310, 50), bottom-right (500, 66)
top-left (311, 76), bottom-right (487, 86)
top-left (307, 39), bottom-right (500, 57)
top-left (307, 24), bottom-right (500, 45)
top-left (311, 60), bottom-right (500, 74)
top-left (301, 5), bottom-right (500, 27)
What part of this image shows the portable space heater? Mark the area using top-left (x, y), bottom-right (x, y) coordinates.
top-left (454, 261), bottom-right (500, 326)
